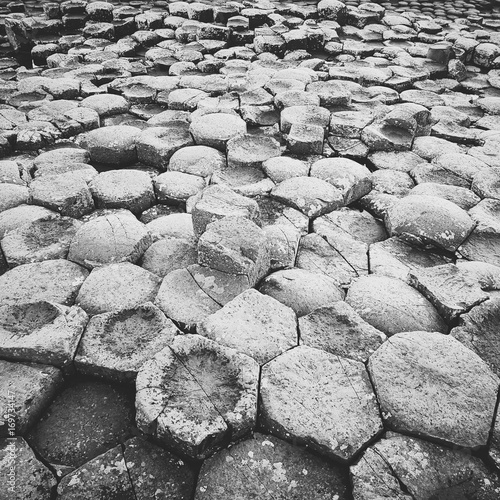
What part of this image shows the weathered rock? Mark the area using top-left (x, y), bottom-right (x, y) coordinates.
top-left (0, 183), bottom-right (29, 213)
top-left (1, 215), bottom-right (82, 267)
top-left (0, 437), bottom-right (56, 500)
top-left (369, 331), bottom-right (500, 449)
top-left (371, 169), bottom-right (414, 197)
top-left (168, 145), bottom-right (226, 177)
top-left (197, 217), bottom-right (270, 286)
top-left (195, 433), bottom-right (350, 500)
top-left (76, 262), bottom-right (160, 315)
top-left (409, 182), bottom-right (480, 211)
top-left (0, 360), bottom-right (62, 437)
top-left (346, 275), bottom-right (447, 335)
top-left (28, 380), bottom-right (134, 470)
top-left (89, 170), bottom-right (155, 214)
top-left (299, 301), bottom-right (386, 363)
top-left (412, 136), bottom-right (461, 160)
top-left (385, 195), bottom-right (475, 252)
top-left (146, 213), bottom-right (195, 241)
top-left (68, 210), bottom-right (152, 268)
top-left (262, 156), bottom-right (309, 183)
top-left (227, 134), bottom-right (281, 169)
top-left (258, 268), bottom-right (344, 317)
top-left (287, 123), bottom-right (325, 155)
top-left (190, 113), bottom-right (247, 150)
top-left (368, 150), bottom-right (426, 173)
top-left (1, 204), bottom-right (59, 239)
top-left (469, 198), bottom-right (500, 233)
top-left (154, 171), bottom-right (205, 204)
top-left (472, 167), bottom-right (500, 200)
top-left (459, 230), bottom-right (500, 268)
top-left (75, 302), bottom-right (177, 381)
top-left (409, 264), bottom-right (489, 322)
top-left (0, 300), bottom-right (88, 368)
top-left (280, 105), bottom-right (330, 134)
top-left (260, 345), bottom-right (382, 462)
top-left (0, 259), bottom-right (88, 306)
top-left (80, 94), bottom-right (129, 117)
top-left (198, 289), bottom-right (296, 365)
top-left (136, 334), bottom-right (259, 459)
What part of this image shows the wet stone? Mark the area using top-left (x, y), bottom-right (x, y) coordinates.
top-left (368, 331), bottom-right (500, 449)
top-left (136, 334), bottom-right (259, 460)
top-left (76, 262), bottom-right (160, 316)
top-left (259, 345), bottom-right (383, 463)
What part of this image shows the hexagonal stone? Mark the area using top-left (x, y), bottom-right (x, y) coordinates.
top-left (0, 259), bottom-right (88, 306)
top-left (154, 171), bottom-right (206, 204)
top-left (469, 198), bottom-right (500, 233)
top-left (459, 229), bottom-right (500, 268)
top-left (198, 289), bottom-right (296, 365)
top-left (259, 268), bottom-right (344, 317)
top-left (0, 437), bottom-right (56, 500)
top-left (287, 123), bottom-right (325, 155)
top-left (368, 331), bottom-right (500, 449)
top-left (1, 215), bottom-right (82, 267)
top-left (76, 125), bottom-right (140, 165)
top-left (271, 176), bottom-right (344, 218)
top-left (29, 172), bottom-right (94, 218)
top-left (368, 237), bottom-right (452, 281)
top-left (260, 345), bottom-right (383, 463)
top-left (0, 183), bottom-right (28, 212)
top-left (451, 295), bottom-right (500, 378)
top-left (198, 217), bottom-right (270, 287)
top-left (136, 334), bottom-right (259, 459)
top-left (280, 105), bottom-right (330, 134)
top-left (346, 275), bottom-right (446, 335)
top-left (409, 264), bottom-right (489, 322)
top-left (409, 182), bottom-right (480, 211)
top-left (352, 432), bottom-right (500, 500)
top-left (195, 433), bottom-right (350, 500)
top-left (385, 195), bottom-right (475, 252)
top-left (76, 262), bottom-right (161, 315)
top-left (89, 169), bottom-right (155, 214)
top-left (0, 360), bottom-right (62, 437)
top-left (0, 205), bottom-right (58, 239)
top-left (136, 124), bottom-right (193, 169)
top-left (299, 302), bottom-right (386, 363)
top-left (192, 185), bottom-right (260, 237)
top-left (0, 301), bottom-right (88, 369)
top-left (155, 268), bottom-right (221, 332)
top-left (80, 94), bottom-right (129, 117)
top-left (227, 134), bottom-right (281, 169)
top-left (28, 379), bottom-right (134, 471)
top-left (168, 145), bottom-right (225, 177)
top-left (68, 210), bottom-right (152, 269)
top-left (146, 213), bottom-right (195, 241)
top-left (190, 113), bottom-right (247, 150)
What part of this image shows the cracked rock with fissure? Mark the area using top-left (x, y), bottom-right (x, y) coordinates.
top-left (136, 334), bottom-right (259, 460)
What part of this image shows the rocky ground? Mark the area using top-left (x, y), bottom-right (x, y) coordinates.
top-left (1, 0), bottom-right (500, 498)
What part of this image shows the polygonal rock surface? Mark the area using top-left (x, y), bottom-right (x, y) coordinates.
top-left (28, 380), bottom-right (134, 470)
top-left (346, 275), bottom-right (446, 335)
top-left (75, 302), bottom-right (178, 381)
top-left (198, 217), bottom-right (270, 287)
top-left (190, 113), bottom-right (247, 150)
top-left (451, 295), bottom-right (500, 378)
top-left (169, 145), bottom-right (226, 177)
top-left (89, 169), bottom-right (155, 214)
top-left (0, 204), bottom-right (57, 239)
top-left (368, 331), bottom-right (500, 449)
top-left (136, 335), bottom-right (259, 459)
top-left (1, 215), bottom-right (82, 267)
top-left (0, 183), bottom-right (28, 212)
top-left (299, 302), bottom-right (386, 363)
top-left (0, 360), bottom-right (63, 436)
top-left (192, 184), bottom-right (261, 237)
top-left (352, 432), bottom-right (500, 500)
top-left (198, 289), bottom-right (297, 365)
top-left (409, 264), bottom-right (489, 322)
top-left (385, 195), bottom-right (475, 252)
top-left (259, 268), bottom-right (344, 317)
top-left (0, 437), bottom-right (56, 500)
top-left (0, 301), bottom-right (88, 369)
top-left (259, 345), bottom-right (383, 463)
top-left (0, 259), bottom-right (88, 305)
top-left (271, 176), bottom-right (344, 218)
top-left (195, 433), bottom-right (350, 500)
top-left (68, 210), bottom-right (152, 268)
top-left (76, 262), bottom-right (161, 315)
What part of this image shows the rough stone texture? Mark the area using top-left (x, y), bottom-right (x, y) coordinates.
top-left (136, 334), bottom-right (259, 459)
top-left (0, 205), bottom-right (59, 240)
top-left (28, 380), bottom-right (134, 471)
top-left (299, 302), bottom-right (386, 363)
top-left (385, 195), bottom-right (475, 252)
top-left (259, 268), bottom-right (344, 317)
top-left (368, 331), bottom-right (500, 449)
top-left (260, 345), bottom-right (383, 463)
top-left (0, 259), bottom-right (88, 306)
top-left (76, 262), bottom-right (160, 315)
top-left (346, 275), bottom-right (447, 335)
top-left (0, 437), bottom-right (57, 500)
top-left (0, 360), bottom-right (63, 437)
top-left (168, 145), bottom-right (226, 177)
top-left (195, 433), bottom-right (350, 500)
top-left (75, 302), bottom-right (178, 381)
top-left (198, 289), bottom-right (297, 365)
top-left (68, 210), bottom-right (152, 268)
top-left (190, 112), bottom-right (247, 150)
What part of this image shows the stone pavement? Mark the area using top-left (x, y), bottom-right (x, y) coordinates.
top-left (1, 0), bottom-right (500, 498)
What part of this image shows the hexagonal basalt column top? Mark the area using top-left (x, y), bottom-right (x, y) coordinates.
top-left (136, 334), bottom-right (259, 460)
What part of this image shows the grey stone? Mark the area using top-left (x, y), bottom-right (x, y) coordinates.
top-left (409, 182), bottom-right (480, 211)
top-left (168, 145), bottom-right (225, 178)
top-left (0, 184), bottom-right (28, 213)
top-left (190, 112), bottom-right (247, 150)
